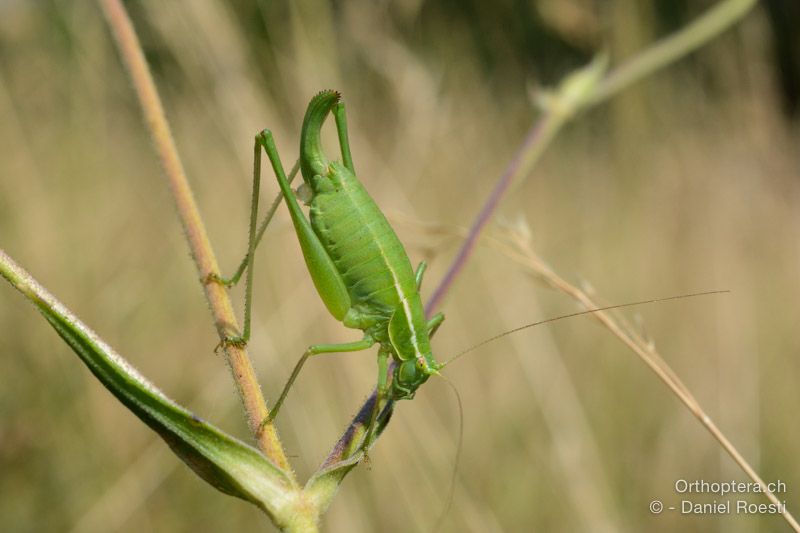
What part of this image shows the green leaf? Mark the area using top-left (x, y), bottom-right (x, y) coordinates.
top-left (0, 250), bottom-right (298, 523)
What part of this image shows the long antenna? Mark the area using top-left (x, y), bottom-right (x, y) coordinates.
top-left (440, 290), bottom-right (729, 368)
top-left (432, 374), bottom-right (464, 532)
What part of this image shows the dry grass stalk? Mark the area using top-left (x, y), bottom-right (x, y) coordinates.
top-left (488, 221), bottom-right (800, 532)
top-left (97, 0), bottom-right (292, 475)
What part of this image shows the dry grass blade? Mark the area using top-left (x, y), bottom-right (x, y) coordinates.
top-left (488, 224), bottom-right (800, 532)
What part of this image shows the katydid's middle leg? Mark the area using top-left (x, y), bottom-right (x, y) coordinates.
top-left (427, 313), bottom-right (445, 338)
top-left (263, 336), bottom-right (376, 427)
top-left (415, 261), bottom-right (446, 338)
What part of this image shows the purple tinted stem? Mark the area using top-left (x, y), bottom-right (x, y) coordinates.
top-left (425, 113), bottom-right (551, 316)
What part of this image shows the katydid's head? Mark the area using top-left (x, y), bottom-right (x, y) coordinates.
top-left (300, 89), bottom-right (341, 182)
top-left (391, 357), bottom-right (436, 400)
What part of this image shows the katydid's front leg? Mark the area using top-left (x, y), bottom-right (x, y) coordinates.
top-left (263, 337), bottom-right (376, 427)
top-left (363, 348), bottom-right (391, 451)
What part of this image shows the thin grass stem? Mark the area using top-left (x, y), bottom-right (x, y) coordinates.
top-left (489, 230), bottom-right (800, 532)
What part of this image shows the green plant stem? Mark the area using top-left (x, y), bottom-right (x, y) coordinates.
top-left (97, 0), bottom-right (293, 477)
top-left (425, 98), bottom-right (568, 314)
top-left (586, 0), bottom-right (758, 107)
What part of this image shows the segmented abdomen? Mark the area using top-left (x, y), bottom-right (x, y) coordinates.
top-left (309, 169), bottom-right (416, 317)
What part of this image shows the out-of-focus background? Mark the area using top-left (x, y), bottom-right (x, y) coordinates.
top-left (1, 1), bottom-right (798, 531)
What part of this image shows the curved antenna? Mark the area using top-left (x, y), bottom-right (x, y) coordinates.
top-left (432, 373), bottom-right (464, 532)
top-left (440, 290), bottom-right (729, 368)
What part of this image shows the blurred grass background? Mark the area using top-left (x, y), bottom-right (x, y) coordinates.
top-left (1, 0), bottom-right (799, 531)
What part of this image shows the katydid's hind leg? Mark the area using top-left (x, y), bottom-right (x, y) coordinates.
top-left (249, 157), bottom-right (301, 265)
top-left (216, 159), bottom-right (302, 289)
top-left (414, 261), bottom-right (428, 290)
top-left (207, 135), bottom-right (270, 346)
top-left (261, 130), bottom-right (353, 322)
top-left (210, 158), bottom-right (301, 290)
top-left (427, 312), bottom-right (445, 338)
top-left (263, 337), bottom-right (376, 427)
top-left (332, 102), bottom-right (355, 173)
top-left (208, 138), bottom-right (302, 346)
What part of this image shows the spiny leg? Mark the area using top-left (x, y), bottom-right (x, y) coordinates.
top-left (212, 159), bottom-right (301, 288)
top-left (332, 102), bottom-right (355, 174)
top-left (236, 136), bottom-right (268, 345)
top-left (263, 336), bottom-right (375, 427)
top-left (211, 136), bottom-right (265, 346)
top-left (206, 133), bottom-right (300, 346)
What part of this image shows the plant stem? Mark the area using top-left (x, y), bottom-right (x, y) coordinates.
top-left (97, 0), bottom-right (293, 477)
top-left (587, 0), bottom-right (758, 107)
top-left (425, 108), bottom-right (563, 315)
top-left (427, 0), bottom-right (758, 311)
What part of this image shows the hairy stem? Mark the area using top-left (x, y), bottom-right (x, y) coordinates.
top-left (98, 0), bottom-right (292, 476)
